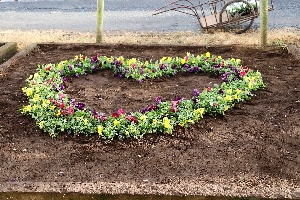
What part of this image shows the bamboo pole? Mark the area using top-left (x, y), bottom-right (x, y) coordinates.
top-left (96, 0), bottom-right (104, 43)
top-left (260, 0), bottom-right (268, 47)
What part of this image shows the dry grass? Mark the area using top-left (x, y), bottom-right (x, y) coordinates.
top-left (0, 28), bottom-right (299, 51)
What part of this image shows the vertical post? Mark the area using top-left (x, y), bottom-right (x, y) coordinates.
top-left (260, 0), bottom-right (268, 47)
top-left (96, 0), bottom-right (104, 43)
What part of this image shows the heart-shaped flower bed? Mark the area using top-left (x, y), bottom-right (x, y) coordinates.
top-left (20, 52), bottom-right (265, 140)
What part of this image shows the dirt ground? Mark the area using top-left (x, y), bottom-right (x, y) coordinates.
top-left (0, 44), bottom-right (299, 199)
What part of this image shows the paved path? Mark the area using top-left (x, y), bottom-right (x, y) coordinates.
top-left (0, 0), bottom-right (299, 32)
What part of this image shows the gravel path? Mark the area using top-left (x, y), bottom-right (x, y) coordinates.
top-left (0, 0), bottom-right (299, 32)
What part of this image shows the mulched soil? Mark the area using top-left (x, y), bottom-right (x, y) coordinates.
top-left (0, 44), bottom-right (299, 198)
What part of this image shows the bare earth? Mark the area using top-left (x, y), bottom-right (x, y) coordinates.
top-left (0, 43), bottom-right (299, 199)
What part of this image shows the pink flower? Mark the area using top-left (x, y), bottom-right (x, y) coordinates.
top-left (67, 106), bottom-right (74, 115)
top-left (61, 110), bottom-right (66, 115)
top-left (117, 108), bottom-right (125, 115)
top-left (170, 100), bottom-right (179, 113)
top-left (207, 87), bottom-right (213, 92)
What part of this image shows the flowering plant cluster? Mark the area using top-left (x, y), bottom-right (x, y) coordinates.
top-left (226, 0), bottom-right (259, 17)
top-left (20, 52), bottom-right (265, 140)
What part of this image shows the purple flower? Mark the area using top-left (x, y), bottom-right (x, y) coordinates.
top-left (233, 67), bottom-right (239, 75)
top-left (60, 84), bottom-right (65, 90)
top-left (194, 66), bottom-right (199, 72)
top-left (62, 77), bottom-right (67, 82)
top-left (155, 97), bottom-right (162, 105)
top-left (138, 79), bottom-right (143, 83)
top-left (91, 66), bottom-right (97, 71)
top-left (184, 64), bottom-right (189, 69)
top-left (141, 107), bottom-right (150, 114)
top-left (140, 68), bottom-right (144, 75)
top-left (217, 89), bottom-right (224, 94)
top-left (91, 56), bottom-right (99, 63)
top-left (77, 62), bottom-right (82, 67)
top-left (75, 102), bottom-right (85, 110)
top-left (193, 89), bottom-right (199, 97)
top-left (69, 65), bottom-right (73, 71)
top-left (75, 73), bottom-right (79, 78)
top-left (172, 65), bottom-right (177, 69)
top-left (70, 99), bottom-right (75, 104)
top-left (160, 65), bottom-right (166, 70)
top-left (214, 64), bottom-right (220, 70)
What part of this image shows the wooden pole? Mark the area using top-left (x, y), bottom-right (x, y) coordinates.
top-left (260, 0), bottom-right (268, 47)
top-left (96, 0), bottom-right (104, 43)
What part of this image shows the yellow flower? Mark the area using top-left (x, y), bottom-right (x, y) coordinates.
top-left (187, 119), bottom-right (194, 124)
top-left (167, 57), bottom-right (172, 62)
top-left (55, 110), bottom-right (61, 117)
top-left (140, 115), bottom-right (147, 121)
top-left (125, 131), bottom-right (129, 136)
top-left (248, 82), bottom-right (253, 89)
top-left (236, 89), bottom-right (242, 95)
top-left (117, 56), bottom-right (124, 61)
top-left (26, 88), bottom-right (34, 96)
top-left (33, 73), bottom-right (40, 79)
top-left (206, 52), bottom-right (211, 58)
top-left (38, 121), bottom-right (45, 129)
top-left (234, 94), bottom-right (238, 100)
top-left (218, 56), bottom-right (222, 59)
top-left (181, 58), bottom-right (185, 65)
top-left (33, 105), bottom-right (39, 110)
top-left (224, 106), bottom-right (229, 111)
top-left (113, 119), bottom-right (120, 127)
top-left (179, 122), bottom-right (185, 127)
top-left (32, 94), bottom-right (40, 102)
top-left (236, 59), bottom-right (241, 64)
top-left (196, 108), bottom-right (205, 116)
top-left (97, 125), bottom-right (103, 136)
top-left (50, 105), bottom-right (56, 111)
top-left (152, 118), bottom-right (157, 126)
top-left (226, 89), bottom-right (232, 95)
top-left (24, 105), bottom-right (32, 112)
top-left (224, 95), bottom-right (232, 102)
top-left (163, 117), bottom-right (171, 129)
top-left (83, 119), bottom-right (88, 125)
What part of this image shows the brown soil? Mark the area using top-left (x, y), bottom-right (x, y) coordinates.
top-left (0, 44), bottom-right (299, 198)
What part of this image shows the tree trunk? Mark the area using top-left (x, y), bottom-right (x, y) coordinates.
top-left (260, 0), bottom-right (268, 47)
top-left (96, 0), bottom-right (104, 43)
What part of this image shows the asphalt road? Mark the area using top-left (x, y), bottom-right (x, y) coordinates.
top-left (0, 0), bottom-right (299, 32)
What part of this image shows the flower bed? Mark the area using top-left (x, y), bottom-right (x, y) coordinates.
top-left (20, 52), bottom-right (265, 140)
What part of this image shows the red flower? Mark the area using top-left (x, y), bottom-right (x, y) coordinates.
top-left (61, 110), bottom-right (66, 115)
top-left (185, 56), bottom-right (188, 61)
top-left (207, 87), bottom-right (213, 92)
top-left (59, 102), bottom-right (65, 109)
top-left (240, 71), bottom-right (246, 77)
top-left (126, 115), bottom-right (138, 124)
top-left (45, 66), bottom-right (51, 71)
top-left (100, 115), bottom-right (107, 122)
top-left (112, 113), bottom-right (119, 118)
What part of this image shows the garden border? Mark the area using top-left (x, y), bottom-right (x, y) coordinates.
top-left (0, 42), bottom-right (17, 65)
